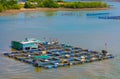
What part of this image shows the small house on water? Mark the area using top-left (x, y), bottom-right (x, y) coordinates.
top-left (11, 38), bottom-right (41, 50)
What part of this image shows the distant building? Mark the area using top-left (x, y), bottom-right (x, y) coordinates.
top-left (11, 38), bottom-right (41, 50)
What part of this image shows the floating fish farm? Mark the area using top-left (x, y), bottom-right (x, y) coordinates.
top-left (3, 38), bottom-right (114, 69)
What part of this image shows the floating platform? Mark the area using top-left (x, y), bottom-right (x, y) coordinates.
top-left (3, 39), bottom-right (114, 69)
top-left (98, 16), bottom-right (120, 20)
top-left (86, 13), bottom-right (110, 16)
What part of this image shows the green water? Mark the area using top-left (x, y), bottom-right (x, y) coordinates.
top-left (0, 2), bottom-right (120, 79)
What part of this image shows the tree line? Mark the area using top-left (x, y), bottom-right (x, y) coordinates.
top-left (61, 2), bottom-right (108, 8)
top-left (24, 0), bottom-right (60, 8)
top-left (0, 0), bottom-right (21, 12)
top-left (24, 0), bottom-right (108, 8)
top-left (0, 0), bottom-right (109, 12)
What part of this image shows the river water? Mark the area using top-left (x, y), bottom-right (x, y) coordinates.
top-left (0, 2), bottom-right (120, 79)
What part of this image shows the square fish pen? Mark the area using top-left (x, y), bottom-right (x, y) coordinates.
top-left (4, 38), bottom-right (114, 69)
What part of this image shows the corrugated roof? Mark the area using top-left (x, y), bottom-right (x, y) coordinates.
top-left (20, 38), bottom-right (41, 44)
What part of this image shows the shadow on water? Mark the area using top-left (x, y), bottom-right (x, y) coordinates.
top-left (44, 11), bottom-right (58, 17)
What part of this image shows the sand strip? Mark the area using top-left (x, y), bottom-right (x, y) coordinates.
top-left (0, 8), bottom-right (110, 16)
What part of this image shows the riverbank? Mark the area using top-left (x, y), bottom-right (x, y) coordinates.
top-left (0, 7), bottom-right (110, 16)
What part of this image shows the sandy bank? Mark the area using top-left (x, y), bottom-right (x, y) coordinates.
top-left (0, 8), bottom-right (110, 16)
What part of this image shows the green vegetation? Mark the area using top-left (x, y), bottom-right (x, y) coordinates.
top-left (0, 0), bottom-right (109, 12)
top-left (24, 0), bottom-right (59, 8)
top-left (24, 0), bottom-right (108, 8)
top-left (0, 0), bottom-right (21, 12)
top-left (61, 2), bottom-right (108, 8)
top-left (56, 0), bottom-right (64, 2)
top-left (42, 0), bottom-right (59, 8)
top-left (0, 3), bottom-right (4, 12)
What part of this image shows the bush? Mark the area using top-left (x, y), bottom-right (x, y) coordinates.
top-left (24, 1), bottom-right (37, 8)
top-left (12, 4), bottom-right (21, 9)
top-left (60, 2), bottom-right (108, 8)
top-left (24, 1), bottom-right (30, 8)
top-left (0, 4), bottom-right (4, 12)
top-left (43, 0), bottom-right (59, 8)
top-left (23, 0), bottom-right (108, 9)
top-left (38, 3), bottom-right (44, 7)
top-left (0, 0), bottom-right (21, 12)
top-left (56, 0), bottom-right (64, 2)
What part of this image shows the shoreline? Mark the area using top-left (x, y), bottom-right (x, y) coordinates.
top-left (0, 8), bottom-right (111, 16)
